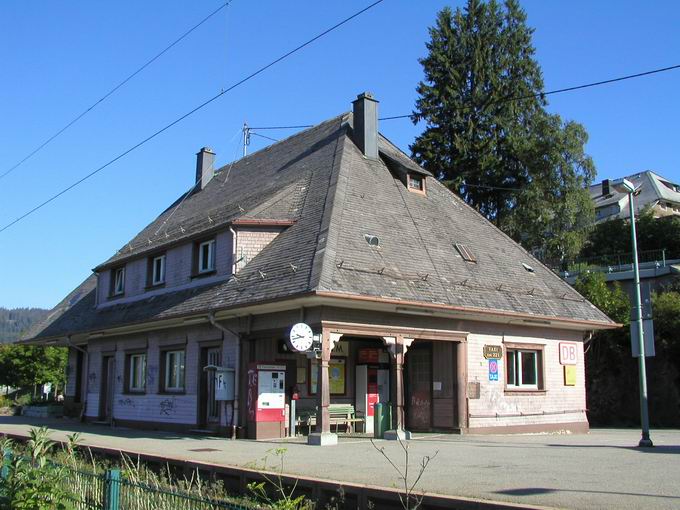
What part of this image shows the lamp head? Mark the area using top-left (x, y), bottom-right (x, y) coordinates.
top-left (611, 178), bottom-right (637, 194)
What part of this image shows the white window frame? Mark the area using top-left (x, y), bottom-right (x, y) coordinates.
top-left (112, 267), bottom-right (125, 296)
top-left (198, 239), bottom-right (216, 274)
top-left (151, 254), bottom-right (166, 285)
top-left (129, 353), bottom-right (146, 392)
top-left (164, 350), bottom-right (185, 392)
top-left (506, 349), bottom-right (539, 389)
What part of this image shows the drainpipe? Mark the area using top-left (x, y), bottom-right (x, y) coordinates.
top-left (65, 335), bottom-right (88, 421)
top-left (229, 226), bottom-right (238, 275)
top-left (208, 313), bottom-right (240, 439)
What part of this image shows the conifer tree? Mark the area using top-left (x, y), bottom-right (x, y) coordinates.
top-left (411, 0), bottom-right (595, 261)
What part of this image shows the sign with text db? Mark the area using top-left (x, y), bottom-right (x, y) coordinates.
top-left (559, 342), bottom-right (578, 365)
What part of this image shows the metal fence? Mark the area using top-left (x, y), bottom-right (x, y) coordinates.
top-left (1, 451), bottom-right (256, 510)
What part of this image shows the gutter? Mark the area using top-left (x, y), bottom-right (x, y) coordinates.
top-left (208, 313), bottom-right (240, 438)
top-left (314, 290), bottom-right (622, 330)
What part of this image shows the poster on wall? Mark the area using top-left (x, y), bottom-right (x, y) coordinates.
top-left (310, 358), bottom-right (346, 395)
top-left (564, 365), bottom-right (577, 386)
top-left (488, 359), bottom-right (499, 381)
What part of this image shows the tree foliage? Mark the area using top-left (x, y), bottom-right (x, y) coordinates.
top-left (576, 272), bottom-right (680, 426)
top-left (0, 345), bottom-right (67, 389)
top-left (580, 209), bottom-right (680, 260)
top-left (0, 307), bottom-right (48, 344)
top-left (411, 0), bottom-right (595, 260)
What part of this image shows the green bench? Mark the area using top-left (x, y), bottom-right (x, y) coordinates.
top-left (296, 404), bottom-right (365, 434)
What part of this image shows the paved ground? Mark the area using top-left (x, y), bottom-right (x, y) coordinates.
top-left (1, 416), bottom-right (679, 509)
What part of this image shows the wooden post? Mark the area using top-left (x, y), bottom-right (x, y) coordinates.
top-left (383, 335), bottom-right (410, 440)
top-left (456, 341), bottom-right (468, 431)
top-left (392, 335), bottom-right (405, 431)
top-left (308, 327), bottom-right (337, 445)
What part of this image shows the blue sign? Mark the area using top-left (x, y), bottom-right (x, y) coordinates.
top-left (488, 359), bottom-right (499, 381)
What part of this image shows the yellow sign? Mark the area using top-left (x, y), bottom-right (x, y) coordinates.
top-left (564, 365), bottom-right (577, 386)
top-left (310, 358), bottom-right (346, 395)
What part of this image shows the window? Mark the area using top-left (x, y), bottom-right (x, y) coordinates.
top-left (454, 243), bottom-right (476, 263)
top-left (506, 348), bottom-right (543, 389)
top-left (111, 266), bottom-right (125, 296)
top-left (197, 239), bottom-right (216, 274)
top-left (128, 353), bottom-right (146, 392)
top-left (151, 254), bottom-right (166, 285)
top-left (164, 350), bottom-right (185, 392)
top-left (407, 174), bottom-right (425, 193)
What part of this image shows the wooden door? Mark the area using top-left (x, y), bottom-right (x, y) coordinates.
top-left (100, 356), bottom-right (115, 421)
top-left (406, 343), bottom-right (432, 431)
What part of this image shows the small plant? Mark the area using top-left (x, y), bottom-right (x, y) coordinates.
top-left (247, 448), bottom-right (310, 509)
top-left (0, 427), bottom-right (71, 510)
top-left (370, 437), bottom-right (438, 510)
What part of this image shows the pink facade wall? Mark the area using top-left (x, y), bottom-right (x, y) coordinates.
top-left (97, 230), bottom-right (233, 306)
top-left (80, 323), bottom-right (239, 428)
top-left (466, 325), bottom-right (587, 430)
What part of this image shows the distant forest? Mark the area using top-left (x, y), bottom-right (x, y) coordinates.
top-left (0, 307), bottom-right (49, 343)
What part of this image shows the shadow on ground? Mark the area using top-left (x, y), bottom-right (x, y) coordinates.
top-left (496, 487), bottom-right (680, 501)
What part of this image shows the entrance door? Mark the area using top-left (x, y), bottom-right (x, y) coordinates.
top-left (406, 343), bottom-right (432, 430)
top-left (206, 348), bottom-right (222, 426)
top-left (99, 356), bottom-right (115, 422)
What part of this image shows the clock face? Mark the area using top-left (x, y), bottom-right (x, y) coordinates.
top-left (289, 323), bottom-right (314, 352)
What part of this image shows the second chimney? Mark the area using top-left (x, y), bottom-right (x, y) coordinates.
top-left (352, 92), bottom-right (379, 160)
top-left (195, 147), bottom-right (215, 190)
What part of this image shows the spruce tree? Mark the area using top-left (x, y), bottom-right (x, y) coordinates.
top-left (411, 0), bottom-right (595, 261)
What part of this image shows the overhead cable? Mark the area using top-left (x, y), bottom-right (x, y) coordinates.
top-left (0, 1), bottom-right (235, 182)
top-left (0, 0), bottom-right (386, 235)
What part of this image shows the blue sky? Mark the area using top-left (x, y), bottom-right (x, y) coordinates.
top-left (1, 0), bottom-right (679, 309)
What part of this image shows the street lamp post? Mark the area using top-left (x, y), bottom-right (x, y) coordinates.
top-left (612, 178), bottom-right (653, 447)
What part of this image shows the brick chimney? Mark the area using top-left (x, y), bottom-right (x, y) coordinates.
top-left (352, 92), bottom-right (379, 160)
top-left (195, 147), bottom-right (215, 190)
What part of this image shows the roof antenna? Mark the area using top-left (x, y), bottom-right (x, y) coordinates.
top-left (242, 122), bottom-right (250, 157)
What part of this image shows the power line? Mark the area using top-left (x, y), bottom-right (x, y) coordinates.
top-left (0, 0), bottom-right (385, 235)
top-left (0, 1), bottom-right (234, 182)
top-left (250, 132), bottom-right (280, 143)
top-left (249, 62), bottom-right (680, 129)
top-left (382, 62), bottom-right (680, 121)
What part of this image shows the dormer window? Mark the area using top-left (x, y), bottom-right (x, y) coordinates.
top-left (407, 174), bottom-right (425, 194)
top-left (111, 266), bottom-right (125, 296)
top-left (150, 254), bottom-right (166, 286)
top-left (197, 239), bottom-right (216, 274)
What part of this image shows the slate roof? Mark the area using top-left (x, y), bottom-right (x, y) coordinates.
top-left (27, 112), bottom-right (614, 341)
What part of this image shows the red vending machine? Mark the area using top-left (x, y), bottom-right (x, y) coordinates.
top-left (247, 363), bottom-right (286, 439)
top-left (355, 348), bottom-right (390, 434)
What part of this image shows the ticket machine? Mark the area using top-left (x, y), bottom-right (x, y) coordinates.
top-left (247, 363), bottom-right (286, 439)
top-left (355, 348), bottom-right (390, 434)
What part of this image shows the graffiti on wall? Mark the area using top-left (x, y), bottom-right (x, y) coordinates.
top-left (117, 398), bottom-right (136, 408)
top-left (159, 397), bottom-right (176, 416)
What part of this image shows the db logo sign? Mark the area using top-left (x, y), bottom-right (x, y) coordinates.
top-left (559, 342), bottom-right (578, 365)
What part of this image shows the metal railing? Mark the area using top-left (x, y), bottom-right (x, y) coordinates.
top-left (1, 450), bottom-right (256, 510)
top-left (546, 248), bottom-right (672, 276)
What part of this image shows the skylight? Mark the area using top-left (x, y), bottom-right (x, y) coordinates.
top-left (454, 243), bottom-right (476, 263)
top-left (522, 263), bottom-right (535, 273)
top-left (364, 234), bottom-right (380, 247)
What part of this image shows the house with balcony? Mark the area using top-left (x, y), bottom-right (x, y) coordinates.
top-left (23, 93), bottom-right (616, 444)
top-left (590, 171), bottom-right (680, 223)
